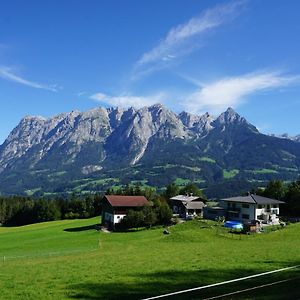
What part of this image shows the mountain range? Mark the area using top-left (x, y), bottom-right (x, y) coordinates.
top-left (1, 104), bottom-right (300, 198)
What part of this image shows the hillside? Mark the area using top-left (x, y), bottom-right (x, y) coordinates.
top-left (0, 217), bottom-right (299, 299)
top-left (1, 104), bottom-right (300, 197)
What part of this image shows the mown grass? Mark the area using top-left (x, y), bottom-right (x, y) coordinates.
top-left (0, 218), bottom-right (299, 299)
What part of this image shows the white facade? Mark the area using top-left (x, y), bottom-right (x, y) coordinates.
top-left (220, 201), bottom-right (281, 224)
top-left (255, 204), bottom-right (280, 224)
top-left (113, 214), bottom-right (126, 224)
top-left (104, 212), bottom-right (127, 224)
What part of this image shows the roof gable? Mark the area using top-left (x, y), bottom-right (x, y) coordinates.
top-left (104, 195), bottom-right (149, 207)
top-left (222, 194), bottom-right (285, 205)
top-left (251, 194), bottom-right (285, 205)
top-left (170, 195), bottom-right (202, 202)
top-left (184, 202), bottom-right (205, 209)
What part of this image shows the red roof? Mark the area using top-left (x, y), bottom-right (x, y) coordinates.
top-left (104, 195), bottom-right (149, 207)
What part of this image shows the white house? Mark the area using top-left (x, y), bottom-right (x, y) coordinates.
top-left (219, 194), bottom-right (285, 225)
top-left (101, 195), bottom-right (149, 229)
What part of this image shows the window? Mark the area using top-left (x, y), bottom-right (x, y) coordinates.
top-left (258, 205), bottom-right (263, 209)
top-left (242, 204), bottom-right (249, 208)
top-left (228, 212), bottom-right (239, 218)
top-left (242, 214), bottom-right (250, 219)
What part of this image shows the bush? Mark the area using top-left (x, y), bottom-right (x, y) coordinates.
top-left (120, 201), bottom-right (173, 229)
top-left (156, 203), bottom-right (173, 225)
top-left (121, 210), bottom-right (145, 228)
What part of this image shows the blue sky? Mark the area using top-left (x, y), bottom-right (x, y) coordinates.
top-left (1, 0), bottom-right (300, 144)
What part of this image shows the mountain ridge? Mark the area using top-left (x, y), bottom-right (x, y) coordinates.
top-left (0, 104), bottom-right (299, 198)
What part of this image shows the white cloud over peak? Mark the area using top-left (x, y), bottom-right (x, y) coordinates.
top-left (0, 66), bottom-right (58, 92)
top-left (133, 0), bottom-right (246, 79)
top-left (90, 92), bottom-right (165, 108)
top-left (183, 71), bottom-right (299, 114)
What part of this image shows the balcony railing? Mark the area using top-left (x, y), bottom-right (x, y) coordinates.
top-left (228, 207), bottom-right (241, 213)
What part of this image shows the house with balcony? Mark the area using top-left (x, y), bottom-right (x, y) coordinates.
top-left (170, 194), bottom-right (206, 219)
top-left (219, 194), bottom-right (285, 225)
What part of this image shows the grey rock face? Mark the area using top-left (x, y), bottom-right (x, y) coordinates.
top-left (0, 105), bottom-right (258, 174)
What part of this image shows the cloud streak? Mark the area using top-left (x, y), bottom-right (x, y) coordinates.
top-left (183, 71), bottom-right (300, 114)
top-left (0, 66), bottom-right (58, 92)
top-left (133, 0), bottom-right (246, 79)
top-left (90, 92), bottom-right (165, 108)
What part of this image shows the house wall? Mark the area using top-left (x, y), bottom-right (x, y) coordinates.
top-left (203, 207), bottom-right (226, 220)
top-left (172, 201), bottom-right (186, 218)
top-left (113, 214), bottom-right (126, 224)
top-left (255, 205), bottom-right (280, 222)
top-left (172, 200), bottom-right (204, 219)
top-left (255, 205), bottom-right (279, 219)
top-left (104, 212), bottom-right (114, 223)
top-left (219, 201), bottom-right (281, 224)
top-left (219, 201), bottom-right (256, 223)
top-left (101, 198), bottom-right (114, 226)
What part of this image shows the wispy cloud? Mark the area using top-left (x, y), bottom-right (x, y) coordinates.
top-left (90, 92), bottom-right (165, 108)
top-left (76, 91), bottom-right (87, 97)
top-left (183, 71), bottom-right (300, 114)
top-left (0, 66), bottom-right (59, 92)
top-left (132, 0), bottom-right (246, 80)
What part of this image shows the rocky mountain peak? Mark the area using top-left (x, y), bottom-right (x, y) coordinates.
top-left (216, 107), bottom-right (242, 124)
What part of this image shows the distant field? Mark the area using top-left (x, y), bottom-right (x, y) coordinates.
top-left (0, 218), bottom-right (299, 299)
top-left (223, 169), bottom-right (239, 179)
top-left (246, 168), bottom-right (278, 174)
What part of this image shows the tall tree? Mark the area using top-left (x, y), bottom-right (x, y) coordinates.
top-left (263, 180), bottom-right (286, 200)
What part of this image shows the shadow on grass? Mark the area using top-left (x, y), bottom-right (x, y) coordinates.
top-left (68, 263), bottom-right (300, 300)
top-left (64, 224), bottom-right (100, 232)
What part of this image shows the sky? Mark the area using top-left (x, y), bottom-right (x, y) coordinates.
top-left (1, 0), bottom-right (300, 144)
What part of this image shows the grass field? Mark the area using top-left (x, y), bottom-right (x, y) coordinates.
top-left (0, 218), bottom-right (300, 299)
top-left (223, 169), bottom-right (239, 179)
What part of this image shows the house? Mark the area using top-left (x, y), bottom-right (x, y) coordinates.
top-left (170, 194), bottom-right (206, 219)
top-left (101, 195), bottom-right (149, 229)
top-left (219, 194), bottom-right (285, 225)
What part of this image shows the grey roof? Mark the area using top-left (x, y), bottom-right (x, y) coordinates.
top-left (184, 201), bottom-right (205, 209)
top-left (222, 194), bottom-right (285, 205)
top-left (170, 195), bottom-right (200, 202)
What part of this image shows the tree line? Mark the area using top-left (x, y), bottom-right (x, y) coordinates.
top-left (254, 179), bottom-right (300, 216)
top-left (0, 182), bottom-right (205, 227)
top-left (0, 195), bottom-right (102, 226)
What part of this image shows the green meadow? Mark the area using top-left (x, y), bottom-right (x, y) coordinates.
top-left (0, 218), bottom-right (299, 299)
